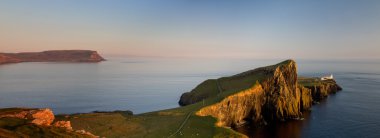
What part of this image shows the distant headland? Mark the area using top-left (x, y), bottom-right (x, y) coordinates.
top-left (0, 50), bottom-right (105, 65)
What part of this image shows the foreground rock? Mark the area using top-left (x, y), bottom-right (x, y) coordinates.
top-left (0, 50), bottom-right (105, 65)
top-left (0, 108), bottom-right (97, 138)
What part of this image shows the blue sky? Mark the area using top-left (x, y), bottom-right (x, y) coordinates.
top-left (1, 0), bottom-right (380, 59)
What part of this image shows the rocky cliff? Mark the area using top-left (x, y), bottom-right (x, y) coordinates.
top-left (181, 60), bottom-right (341, 128)
top-left (0, 50), bottom-right (105, 64)
top-left (0, 108), bottom-right (97, 138)
top-left (298, 77), bottom-right (342, 102)
top-left (196, 83), bottom-right (266, 127)
top-left (298, 84), bottom-right (313, 110)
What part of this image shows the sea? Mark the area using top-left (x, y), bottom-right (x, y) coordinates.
top-left (0, 57), bottom-right (379, 138)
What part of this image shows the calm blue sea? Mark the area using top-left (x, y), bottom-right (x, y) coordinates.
top-left (0, 58), bottom-right (379, 137)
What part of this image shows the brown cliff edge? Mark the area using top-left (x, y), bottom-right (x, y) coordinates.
top-left (0, 50), bottom-right (105, 65)
top-left (180, 60), bottom-right (342, 128)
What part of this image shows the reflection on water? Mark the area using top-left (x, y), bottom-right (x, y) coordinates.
top-left (235, 113), bottom-right (309, 138)
top-left (235, 96), bottom-right (334, 138)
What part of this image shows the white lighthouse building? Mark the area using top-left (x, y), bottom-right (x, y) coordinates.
top-left (321, 74), bottom-right (333, 80)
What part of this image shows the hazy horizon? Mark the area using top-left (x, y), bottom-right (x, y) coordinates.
top-left (1, 0), bottom-right (380, 60)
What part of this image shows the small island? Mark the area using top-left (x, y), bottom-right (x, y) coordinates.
top-left (0, 50), bottom-right (105, 65)
top-left (0, 60), bottom-right (342, 137)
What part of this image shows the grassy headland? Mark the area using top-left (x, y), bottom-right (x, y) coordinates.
top-left (0, 60), bottom-right (341, 138)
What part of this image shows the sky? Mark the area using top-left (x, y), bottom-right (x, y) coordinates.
top-left (1, 0), bottom-right (380, 59)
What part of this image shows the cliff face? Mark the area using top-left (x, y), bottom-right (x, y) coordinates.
top-left (298, 85), bottom-right (313, 110)
top-left (306, 80), bottom-right (342, 101)
top-left (260, 60), bottom-right (302, 120)
top-left (0, 50), bottom-right (105, 65)
top-left (196, 60), bottom-right (311, 127)
top-left (0, 108), bottom-right (97, 138)
top-left (298, 78), bottom-right (342, 101)
top-left (182, 60), bottom-right (340, 129)
top-left (196, 83), bottom-right (266, 127)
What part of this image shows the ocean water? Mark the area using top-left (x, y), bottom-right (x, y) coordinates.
top-left (0, 58), bottom-right (379, 137)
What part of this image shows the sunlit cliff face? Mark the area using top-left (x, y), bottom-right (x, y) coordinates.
top-left (195, 60), bottom-right (312, 127)
top-left (196, 83), bottom-right (265, 127)
top-left (189, 60), bottom-right (339, 129)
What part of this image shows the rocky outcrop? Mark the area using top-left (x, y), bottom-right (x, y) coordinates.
top-left (259, 60), bottom-right (302, 121)
top-left (0, 108), bottom-right (54, 126)
top-left (0, 108), bottom-right (97, 138)
top-left (182, 60), bottom-right (341, 129)
top-left (305, 80), bottom-right (342, 101)
top-left (298, 85), bottom-right (313, 110)
top-left (53, 121), bottom-right (73, 130)
top-left (0, 50), bottom-right (105, 65)
top-left (197, 83), bottom-right (266, 127)
top-left (28, 109), bottom-right (55, 126)
top-left (196, 60), bottom-right (310, 127)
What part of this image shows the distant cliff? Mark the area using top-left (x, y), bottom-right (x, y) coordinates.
top-left (0, 50), bottom-right (105, 64)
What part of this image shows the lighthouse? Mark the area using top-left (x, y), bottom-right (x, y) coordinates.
top-left (321, 74), bottom-right (333, 80)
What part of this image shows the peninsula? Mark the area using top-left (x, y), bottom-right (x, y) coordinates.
top-left (0, 50), bottom-right (105, 65)
top-left (0, 60), bottom-right (342, 137)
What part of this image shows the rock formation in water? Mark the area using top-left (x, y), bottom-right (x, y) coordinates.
top-left (0, 50), bottom-right (105, 64)
top-left (304, 80), bottom-right (342, 101)
top-left (0, 108), bottom-right (97, 138)
top-left (180, 60), bottom-right (341, 128)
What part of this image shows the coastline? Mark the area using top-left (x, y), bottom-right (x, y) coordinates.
top-left (0, 59), bottom-right (342, 137)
